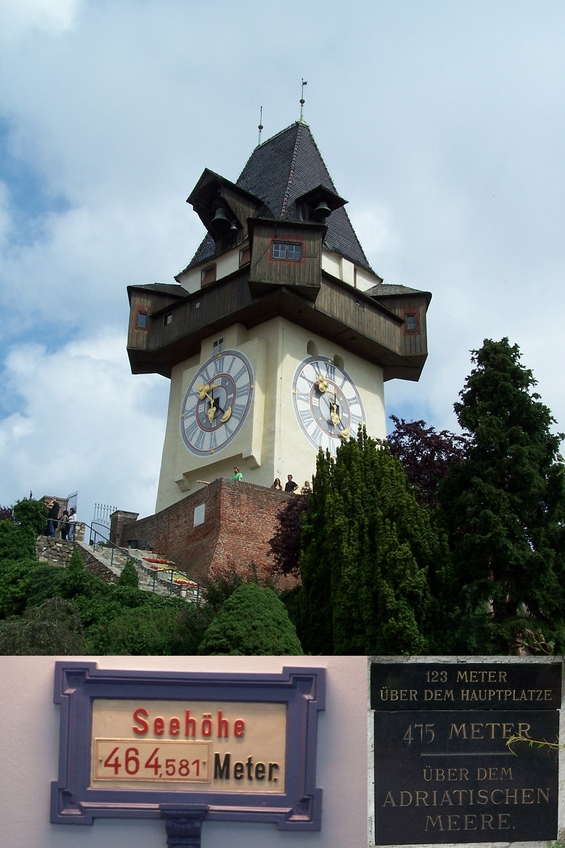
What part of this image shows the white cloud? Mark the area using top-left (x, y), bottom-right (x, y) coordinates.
top-left (0, 329), bottom-right (168, 520)
top-left (0, 0), bottom-right (82, 40)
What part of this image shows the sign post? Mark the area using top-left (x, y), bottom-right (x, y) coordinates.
top-left (51, 663), bottom-right (325, 846)
top-left (369, 659), bottom-right (561, 845)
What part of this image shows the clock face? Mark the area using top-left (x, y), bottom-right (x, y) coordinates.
top-left (180, 350), bottom-right (254, 457)
top-left (292, 356), bottom-right (366, 454)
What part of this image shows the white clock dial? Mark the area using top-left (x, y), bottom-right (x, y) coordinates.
top-left (292, 356), bottom-right (366, 454)
top-left (180, 350), bottom-right (254, 457)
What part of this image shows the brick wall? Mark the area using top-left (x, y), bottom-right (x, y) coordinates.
top-left (121, 479), bottom-right (289, 585)
top-left (110, 510), bottom-right (140, 547)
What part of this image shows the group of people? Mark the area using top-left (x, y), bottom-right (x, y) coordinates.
top-left (46, 499), bottom-right (77, 541)
top-left (232, 468), bottom-right (312, 495)
top-left (272, 475), bottom-right (311, 495)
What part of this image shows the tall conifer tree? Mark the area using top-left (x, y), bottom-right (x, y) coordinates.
top-left (300, 430), bottom-right (453, 654)
top-left (441, 338), bottom-right (565, 652)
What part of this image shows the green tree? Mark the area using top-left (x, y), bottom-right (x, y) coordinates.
top-left (94, 605), bottom-right (194, 655)
top-left (0, 521), bottom-right (35, 561)
top-left (0, 499), bottom-right (48, 562)
top-left (198, 582), bottom-right (303, 655)
top-left (117, 559), bottom-right (139, 589)
top-left (13, 498), bottom-right (48, 536)
top-left (440, 338), bottom-right (565, 653)
top-left (0, 597), bottom-right (87, 655)
top-left (299, 431), bottom-right (454, 655)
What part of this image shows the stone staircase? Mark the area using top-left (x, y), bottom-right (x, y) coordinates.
top-left (36, 536), bottom-right (201, 602)
top-left (79, 542), bottom-right (201, 602)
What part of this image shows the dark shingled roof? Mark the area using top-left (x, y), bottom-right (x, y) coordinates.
top-left (131, 283), bottom-right (188, 296)
top-left (366, 284), bottom-right (425, 297)
top-left (186, 123), bottom-right (374, 274)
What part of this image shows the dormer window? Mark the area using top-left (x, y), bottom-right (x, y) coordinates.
top-left (272, 242), bottom-right (302, 261)
top-left (201, 265), bottom-right (216, 286)
top-left (404, 312), bottom-right (419, 333)
top-left (163, 312), bottom-right (173, 326)
top-left (136, 312), bottom-right (148, 329)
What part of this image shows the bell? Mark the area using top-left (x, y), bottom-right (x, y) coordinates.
top-left (211, 207), bottom-right (230, 229)
top-left (313, 200), bottom-right (331, 222)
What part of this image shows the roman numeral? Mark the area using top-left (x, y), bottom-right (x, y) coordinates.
top-left (184, 419), bottom-right (199, 442)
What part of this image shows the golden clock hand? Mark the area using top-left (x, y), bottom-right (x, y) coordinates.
top-left (328, 394), bottom-right (350, 438)
top-left (317, 375), bottom-right (329, 393)
top-left (197, 383), bottom-right (217, 400)
top-left (199, 384), bottom-right (231, 424)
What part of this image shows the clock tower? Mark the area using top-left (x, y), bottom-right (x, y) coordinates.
top-left (127, 121), bottom-right (431, 512)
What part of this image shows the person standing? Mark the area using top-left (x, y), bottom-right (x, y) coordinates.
top-left (232, 466), bottom-right (243, 482)
top-left (284, 474), bottom-right (298, 493)
top-left (60, 509), bottom-right (70, 540)
top-left (47, 499), bottom-right (60, 538)
top-left (67, 507), bottom-right (77, 541)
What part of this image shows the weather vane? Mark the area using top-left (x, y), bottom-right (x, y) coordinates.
top-left (299, 79), bottom-right (308, 123)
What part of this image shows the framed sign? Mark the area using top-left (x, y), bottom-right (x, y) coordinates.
top-left (51, 663), bottom-right (325, 832)
top-left (369, 659), bottom-right (561, 846)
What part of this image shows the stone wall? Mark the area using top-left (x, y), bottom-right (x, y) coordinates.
top-left (36, 536), bottom-right (74, 567)
top-left (35, 536), bottom-right (118, 584)
top-left (121, 478), bottom-right (289, 584)
top-left (76, 543), bottom-right (119, 584)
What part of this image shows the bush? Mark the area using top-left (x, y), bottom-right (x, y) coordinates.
top-left (198, 582), bottom-right (303, 655)
top-left (117, 559), bottom-right (139, 589)
top-left (0, 597), bottom-right (87, 655)
top-left (91, 604), bottom-right (204, 655)
top-left (0, 521), bottom-right (36, 561)
top-left (13, 499), bottom-right (48, 536)
top-left (0, 559), bottom-right (44, 618)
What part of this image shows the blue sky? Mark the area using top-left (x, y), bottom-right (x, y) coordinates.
top-left (1, 0), bottom-right (564, 521)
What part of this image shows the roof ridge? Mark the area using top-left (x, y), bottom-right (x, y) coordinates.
top-left (280, 123), bottom-right (303, 216)
top-left (237, 122), bottom-right (299, 183)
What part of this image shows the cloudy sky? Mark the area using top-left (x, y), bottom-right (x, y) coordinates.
top-left (1, 0), bottom-right (564, 522)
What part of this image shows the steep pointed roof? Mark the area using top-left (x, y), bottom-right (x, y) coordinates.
top-left (186, 123), bottom-right (374, 274)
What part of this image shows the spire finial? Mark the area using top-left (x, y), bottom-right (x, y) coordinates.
top-left (299, 79), bottom-right (308, 124)
top-left (257, 106), bottom-right (264, 146)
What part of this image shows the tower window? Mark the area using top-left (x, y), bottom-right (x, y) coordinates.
top-left (213, 337), bottom-right (224, 352)
top-left (163, 312), bottom-right (173, 326)
top-left (272, 242), bottom-right (302, 261)
top-left (136, 312), bottom-right (148, 329)
top-left (404, 312), bottom-right (419, 333)
top-left (239, 246), bottom-right (251, 267)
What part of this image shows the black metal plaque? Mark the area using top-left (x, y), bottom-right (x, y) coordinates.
top-left (371, 662), bottom-right (561, 845)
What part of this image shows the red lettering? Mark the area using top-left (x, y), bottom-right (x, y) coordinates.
top-left (234, 719), bottom-right (245, 738)
top-left (169, 717), bottom-right (180, 736)
top-left (217, 710), bottom-right (229, 738)
top-left (132, 707), bottom-right (149, 735)
top-left (185, 710), bottom-right (196, 737)
top-left (154, 716), bottom-right (165, 735)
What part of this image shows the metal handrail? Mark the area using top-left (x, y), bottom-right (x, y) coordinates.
top-left (79, 522), bottom-right (201, 603)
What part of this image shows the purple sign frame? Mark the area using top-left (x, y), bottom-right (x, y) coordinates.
top-left (51, 662), bottom-right (325, 831)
